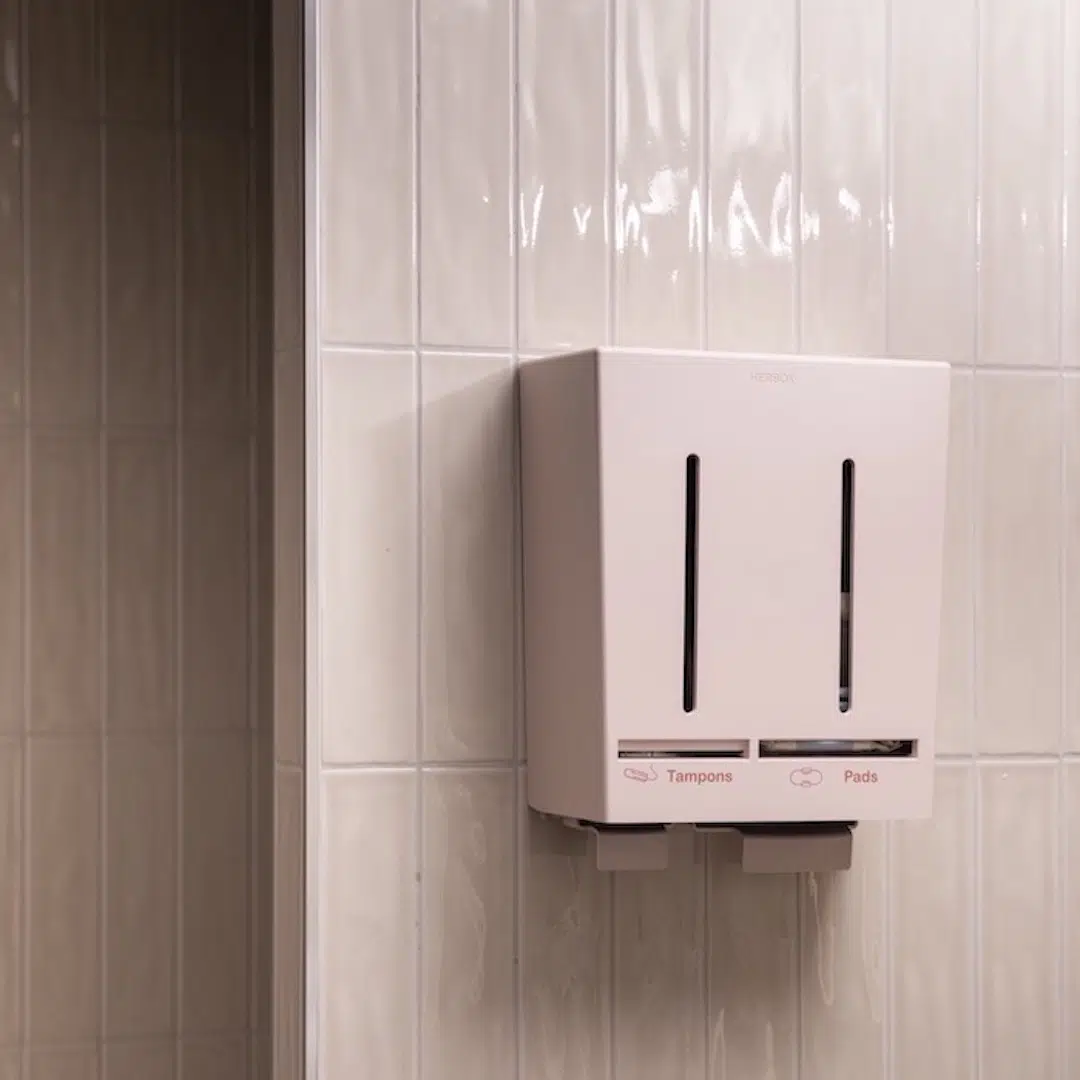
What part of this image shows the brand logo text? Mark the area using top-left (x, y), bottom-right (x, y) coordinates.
top-left (750, 371), bottom-right (795, 384)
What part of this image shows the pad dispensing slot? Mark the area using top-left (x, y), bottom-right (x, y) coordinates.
top-left (839, 458), bottom-right (855, 712)
top-left (758, 740), bottom-right (916, 758)
top-left (682, 454), bottom-right (700, 712)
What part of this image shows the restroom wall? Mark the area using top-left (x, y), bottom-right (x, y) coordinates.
top-left (304, 0), bottom-right (1080, 1077)
top-left (0, 2), bottom-right (273, 1078)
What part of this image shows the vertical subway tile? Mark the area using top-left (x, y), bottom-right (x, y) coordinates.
top-left (28, 1048), bottom-right (98, 1080)
top-left (0, 434), bottom-right (22, 734)
top-left (178, 0), bottom-right (250, 130)
top-left (274, 350), bottom-right (304, 767)
top-left (181, 132), bottom-right (250, 430)
top-left (421, 354), bottom-right (514, 762)
top-left (181, 435), bottom-right (250, 731)
top-left (1067, 764), bottom-right (1080, 1074)
top-left (800, 823), bottom-right (886, 1080)
top-left (419, 0), bottom-right (511, 348)
top-left (707, 855), bottom-right (797, 1080)
top-left (27, 736), bottom-right (101, 1042)
top-left (707, 0), bottom-right (796, 353)
top-left (422, 771), bottom-right (515, 1080)
top-left (0, 0), bottom-right (18, 114)
top-left (975, 374), bottom-right (1062, 753)
top-left (180, 1037), bottom-right (248, 1080)
top-left (937, 371), bottom-right (974, 754)
top-left (0, 116), bottom-right (23, 419)
top-left (105, 127), bottom-right (175, 427)
top-left (892, 765), bottom-right (975, 1080)
top-left (103, 1042), bottom-right (174, 1080)
top-left (979, 0), bottom-right (1062, 367)
top-left (320, 0), bottom-right (413, 345)
top-left (980, 764), bottom-right (1060, 1080)
top-left (30, 433), bottom-right (101, 734)
top-left (1066, 376), bottom-right (1080, 749)
top-left (273, 768), bottom-right (303, 1080)
top-left (322, 772), bottom-right (416, 1080)
top-left (799, 0), bottom-right (886, 355)
top-left (888, 0), bottom-right (977, 361)
top-left (28, 121), bottom-right (101, 424)
top-left (28, 1), bottom-right (97, 119)
top-left (614, 840), bottom-right (706, 1080)
top-left (103, 0), bottom-right (173, 122)
top-left (614, 0), bottom-right (703, 348)
top-left (105, 735), bottom-right (177, 1037)
top-left (0, 740), bottom-right (20, 1043)
top-left (522, 807), bottom-right (611, 1080)
top-left (319, 351), bottom-right (417, 764)
top-left (107, 435), bottom-right (176, 733)
top-left (518, 0), bottom-right (607, 349)
top-left (181, 733), bottom-right (250, 1032)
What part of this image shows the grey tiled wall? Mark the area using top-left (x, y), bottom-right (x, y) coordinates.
top-left (300, 0), bottom-right (1080, 1078)
top-left (0, 1), bottom-right (273, 1078)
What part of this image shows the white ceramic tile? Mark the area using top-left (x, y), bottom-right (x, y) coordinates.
top-left (30, 433), bottom-right (101, 734)
top-left (419, 0), bottom-right (511, 348)
top-left (421, 771), bottom-right (515, 1080)
top-left (180, 1037), bottom-right (248, 1080)
top-left (521, 807), bottom-right (611, 1080)
top-left (614, 0), bottom-right (703, 348)
top-left (273, 768), bottom-right (303, 1080)
top-left (104, 1041), bottom-right (174, 1080)
top-left (105, 735), bottom-right (177, 1037)
top-left (1066, 764), bottom-right (1080, 1076)
top-left (979, 0), bottom-right (1062, 368)
top-left (28, 2), bottom-right (97, 119)
top-left (613, 838), bottom-right (705, 1080)
top-left (28, 1048), bottom-right (98, 1080)
top-left (937, 372), bottom-right (974, 754)
top-left (1065, 0), bottom-right (1080, 369)
top-left (104, 0), bottom-right (173, 122)
top-left (273, 0), bottom-right (303, 354)
top-left (1066, 376), bottom-right (1080, 749)
top-left (0, 740), bottom-right (20, 1043)
top-left (181, 435), bottom-right (250, 732)
top-left (887, 0), bottom-right (976, 361)
top-left (178, 0), bottom-right (249, 129)
top-left (421, 354), bottom-right (514, 762)
top-left (28, 121), bottom-right (101, 424)
top-left (274, 350), bottom-right (304, 767)
top-left (891, 765), bottom-right (975, 1079)
top-left (107, 435), bottom-right (176, 733)
top-left (0, 0), bottom-right (17, 115)
top-left (320, 0), bottom-right (413, 346)
top-left (0, 435), bottom-right (22, 734)
top-left (799, 0), bottom-right (886, 355)
top-left (980, 764), bottom-right (1060, 1080)
top-left (707, 852), bottom-right (797, 1079)
top-left (975, 374), bottom-right (1062, 753)
top-left (105, 127), bottom-right (176, 427)
top-left (181, 132), bottom-right (250, 430)
top-left (707, 0), bottom-right (796, 353)
top-left (181, 733), bottom-right (250, 1032)
top-left (799, 823), bottom-right (886, 1080)
top-left (322, 772), bottom-right (416, 1080)
top-left (319, 351), bottom-right (417, 764)
top-left (27, 736), bottom-right (101, 1042)
top-left (0, 117), bottom-right (23, 420)
top-left (518, 0), bottom-right (608, 350)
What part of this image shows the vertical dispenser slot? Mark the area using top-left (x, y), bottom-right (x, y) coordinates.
top-left (839, 458), bottom-right (855, 712)
top-left (683, 454), bottom-right (700, 712)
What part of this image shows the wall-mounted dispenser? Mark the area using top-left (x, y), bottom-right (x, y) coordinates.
top-left (519, 349), bottom-right (950, 873)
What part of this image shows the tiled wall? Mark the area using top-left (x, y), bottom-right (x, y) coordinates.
top-left (304, 0), bottom-right (1080, 1077)
top-left (0, 2), bottom-right (273, 1078)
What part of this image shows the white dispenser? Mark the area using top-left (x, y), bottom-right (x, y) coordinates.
top-left (519, 348), bottom-right (950, 871)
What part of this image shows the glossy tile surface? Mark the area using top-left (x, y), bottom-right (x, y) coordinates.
top-left (1067, 375), bottom-right (1080, 750)
top-left (421, 354), bottom-right (515, 763)
top-left (0, 435), bottom-right (22, 734)
top-left (0, 739), bottom-right (20, 1043)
